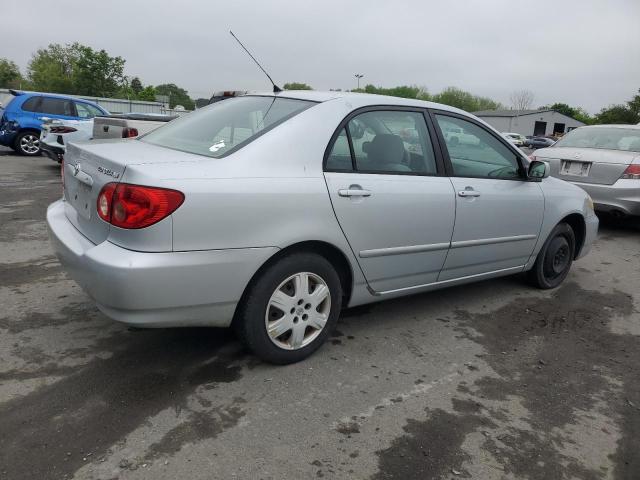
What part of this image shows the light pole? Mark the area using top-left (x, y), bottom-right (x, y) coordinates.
top-left (355, 74), bottom-right (364, 90)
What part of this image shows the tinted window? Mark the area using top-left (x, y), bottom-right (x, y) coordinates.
top-left (39, 97), bottom-right (74, 116)
top-left (75, 102), bottom-right (104, 119)
top-left (22, 97), bottom-right (40, 112)
top-left (326, 128), bottom-right (352, 171)
top-left (435, 115), bottom-right (521, 179)
top-left (142, 96), bottom-right (314, 158)
top-left (337, 110), bottom-right (436, 174)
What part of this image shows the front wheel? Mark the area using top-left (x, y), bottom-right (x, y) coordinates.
top-left (528, 223), bottom-right (576, 289)
top-left (235, 253), bottom-right (343, 364)
top-left (15, 131), bottom-right (41, 156)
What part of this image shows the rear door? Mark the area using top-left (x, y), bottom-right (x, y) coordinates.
top-left (36, 96), bottom-right (77, 123)
top-left (431, 112), bottom-right (544, 281)
top-left (324, 108), bottom-right (456, 294)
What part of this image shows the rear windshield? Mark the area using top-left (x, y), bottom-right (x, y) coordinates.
top-left (554, 127), bottom-right (640, 152)
top-left (141, 96), bottom-right (315, 157)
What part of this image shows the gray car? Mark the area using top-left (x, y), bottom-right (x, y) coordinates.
top-left (533, 125), bottom-right (640, 218)
top-left (47, 91), bottom-right (598, 364)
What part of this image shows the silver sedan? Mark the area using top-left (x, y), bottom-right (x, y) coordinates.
top-left (533, 124), bottom-right (640, 218)
top-left (47, 91), bottom-right (598, 364)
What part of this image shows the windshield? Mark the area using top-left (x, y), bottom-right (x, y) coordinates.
top-left (142, 96), bottom-right (315, 157)
top-left (554, 127), bottom-right (640, 152)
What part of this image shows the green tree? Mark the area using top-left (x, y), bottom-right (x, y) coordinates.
top-left (155, 83), bottom-right (194, 110)
top-left (354, 84), bottom-right (429, 100)
top-left (544, 103), bottom-right (594, 125)
top-left (73, 45), bottom-right (125, 97)
top-left (27, 43), bottom-right (78, 93)
top-left (431, 86), bottom-right (502, 112)
top-left (130, 76), bottom-right (143, 95)
top-left (27, 43), bottom-right (125, 97)
top-left (595, 105), bottom-right (639, 124)
top-left (283, 82), bottom-right (313, 90)
top-left (137, 86), bottom-right (157, 102)
top-left (0, 58), bottom-right (22, 88)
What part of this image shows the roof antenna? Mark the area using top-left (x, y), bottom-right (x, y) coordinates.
top-left (229, 30), bottom-right (282, 93)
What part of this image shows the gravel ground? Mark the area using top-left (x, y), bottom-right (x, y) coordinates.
top-left (1, 150), bottom-right (639, 480)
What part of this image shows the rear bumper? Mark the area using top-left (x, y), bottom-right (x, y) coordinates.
top-left (574, 179), bottom-right (640, 217)
top-left (46, 199), bottom-right (278, 328)
top-left (41, 141), bottom-right (64, 162)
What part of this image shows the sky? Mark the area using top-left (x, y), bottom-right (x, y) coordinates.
top-left (3, 0), bottom-right (640, 113)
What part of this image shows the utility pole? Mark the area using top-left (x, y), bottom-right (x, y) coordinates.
top-left (354, 74), bottom-right (364, 90)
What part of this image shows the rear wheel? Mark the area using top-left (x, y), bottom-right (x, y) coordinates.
top-left (235, 253), bottom-right (342, 364)
top-left (528, 223), bottom-right (575, 289)
top-left (15, 131), bottom-right (41, 156)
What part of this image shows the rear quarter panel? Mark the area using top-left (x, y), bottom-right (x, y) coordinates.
top-left (120, 98), bottom-right (369, 301)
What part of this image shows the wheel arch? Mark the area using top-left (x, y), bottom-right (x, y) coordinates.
top-left (231, 240), bottom-right (355, 326)
top-left (560, 212), bottom-right (586, 259)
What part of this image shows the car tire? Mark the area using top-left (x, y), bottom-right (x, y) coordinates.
top-left (528, 223), bottom-right (575, 289)
top-left (14, 130), bottom-right (41, 156)
top-left (235, 252), bottom-right (343, 364)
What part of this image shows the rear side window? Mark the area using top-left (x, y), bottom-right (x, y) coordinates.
top-left (21, 97), bottom-right (40, 112)
top-left (326, 110), bottom-right (437, 175)
top-left (142, 96), bottom-right (314, 158)
top-left (38, 97), bottom-right (75, 116)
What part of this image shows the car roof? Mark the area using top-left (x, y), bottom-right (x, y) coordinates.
top-left (244, 90), bottom-right (469, 115)
top-left (13, 90), bottom-right (102, 106)
top-left (578, 124), bottom-right (640, 130)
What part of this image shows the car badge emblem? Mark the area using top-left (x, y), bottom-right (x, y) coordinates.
top-left (574, 153), bottom-right (581, 159)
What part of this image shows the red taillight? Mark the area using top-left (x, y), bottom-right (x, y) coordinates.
top-left (50, 126), bottom-right (77, 134)
top-left (621, 164), bottom-right (640, 179)
top-left (122, 127), bottom-right (139, 138)
top-left (97, 183), bottom-right (184, 229)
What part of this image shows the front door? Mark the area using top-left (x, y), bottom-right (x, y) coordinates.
top-left (324, 109), bottom-right (455, 293)
top-left (432, 113), bottom-right (544, 281)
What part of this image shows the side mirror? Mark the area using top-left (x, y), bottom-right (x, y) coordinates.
top-left (528, 160), bottom-right (550, 181)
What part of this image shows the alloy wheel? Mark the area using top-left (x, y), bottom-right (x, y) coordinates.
top-left (20, 134), bottom-right (40, 154)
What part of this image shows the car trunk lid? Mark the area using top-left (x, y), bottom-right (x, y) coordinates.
top-left (63, 140), bottom-right (205, 244)
top-left (536, 146), bottom-right (638, 185)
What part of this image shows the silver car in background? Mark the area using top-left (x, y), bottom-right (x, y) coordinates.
top-left (533, 125), bottom-right (640, 218)
top-left (47, 91), bottom-right (598, 364)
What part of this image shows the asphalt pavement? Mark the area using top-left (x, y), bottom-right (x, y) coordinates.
top-left (1, 149), bottom-right (639, 480)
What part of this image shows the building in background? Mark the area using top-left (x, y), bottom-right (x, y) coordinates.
top-left (473, 109), bottom-right (585, 136)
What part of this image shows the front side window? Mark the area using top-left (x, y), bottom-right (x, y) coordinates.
top-left (326, 110), bottom-right (437, 175)
top-left (435, 115), bottom-right (522, 179)
top-left (142, 96), bottom-right (314, 158)
top-left (38, 97), bottom-right (74, 116)
top-left (75, 102), bottom-right (104, 118)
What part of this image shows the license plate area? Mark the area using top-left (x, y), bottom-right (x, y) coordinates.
top-left (560, 160), bottom-right (591, 177)
top-left (66, 179), bottom-right (93, 220)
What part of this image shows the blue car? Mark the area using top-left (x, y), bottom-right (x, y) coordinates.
top-left (0, 90), bottom-right (108, 156)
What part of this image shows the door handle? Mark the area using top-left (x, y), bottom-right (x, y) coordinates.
top-left (339, 188), bottom-right (372, 197)
top-left (458, 189), bottom-right (481, 197)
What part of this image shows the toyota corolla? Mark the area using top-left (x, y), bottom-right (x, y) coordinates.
top-left (47, 91), bottom-right (598, 364)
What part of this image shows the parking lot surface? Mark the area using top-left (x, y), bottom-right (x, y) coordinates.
top-left (1, 150), bottom-right (639, 480)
